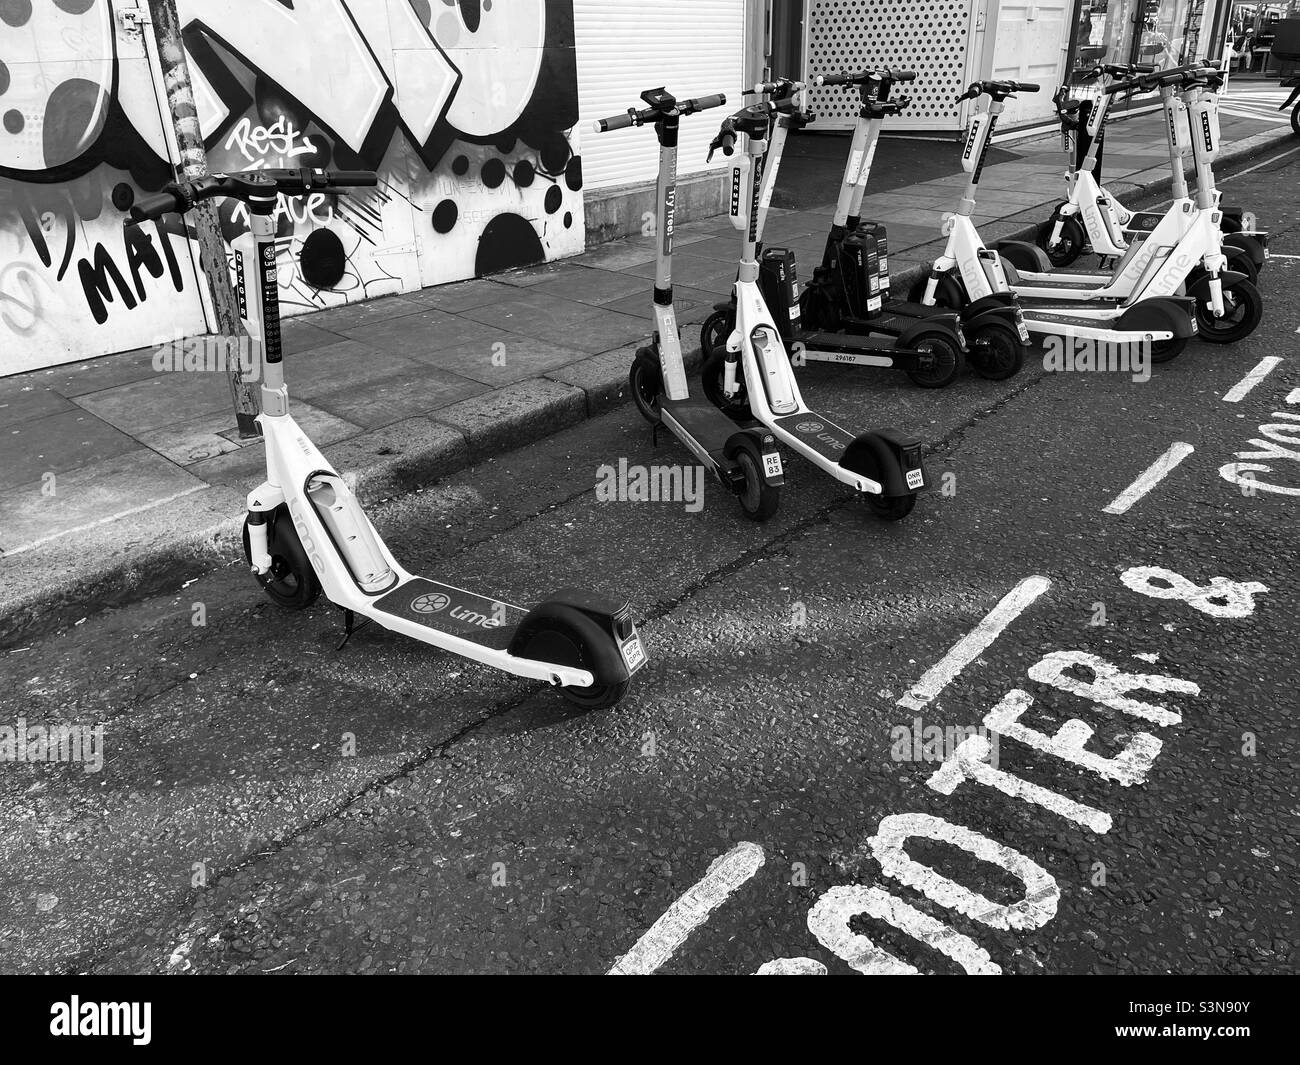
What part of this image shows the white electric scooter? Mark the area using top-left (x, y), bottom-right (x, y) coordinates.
top-left (913, 79), bottom-right (1198, 362)
top-left (996, 66), bottom-right (1264, 344)
top-left (1040, 64), bottom-right (1268, 279)
top-left (125, 168), bottom-right (646, 710)
top-left (705, 104), bottom-right (928, 521)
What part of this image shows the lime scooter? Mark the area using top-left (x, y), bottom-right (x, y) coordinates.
top-left (1037, 63), bottom-right (1268, 283)
top-left (911, 80), bottom-right (1199, 363)
top-left (703, 103), bottom-right (928, 521)
top-left (994, 67), bottom-right (1264, 345)
top-left (593, 88), bottom-right (786, 522)
top-left (125, 168), bottom-right (646, 710)
top-left (698, 77), bottom-right (967, 388)
top-left (800, 67), bottom-right (1029, 380)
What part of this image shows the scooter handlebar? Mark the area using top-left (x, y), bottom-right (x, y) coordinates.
top-left (957, 80), bottom-right (1040, 101)
top-left (124, 168), bottom-right (376, 227)
top-left (592, 91), bottom-right (726, 133)
top-left (814, 67), bottom-right (916, 87)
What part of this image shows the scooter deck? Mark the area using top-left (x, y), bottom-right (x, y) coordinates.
top-left (772, 412), bottom-right (855, 462)
top-left (661, 395), bottom-right (749, 454)
top-left (374, 577), bottom-right (522, 650)
top-left (879, 299), bottom-right (959, 323)
top-left (1013, 276), bottom-right (1115, 292)
top-left (797, 329), bottom-right (924, 368)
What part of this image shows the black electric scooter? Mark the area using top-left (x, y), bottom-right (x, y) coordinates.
top-left (698, 77), bottom-right (966, 388)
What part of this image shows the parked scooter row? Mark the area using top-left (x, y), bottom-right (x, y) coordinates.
top-left (116, 57), bottom-right (1272, 714)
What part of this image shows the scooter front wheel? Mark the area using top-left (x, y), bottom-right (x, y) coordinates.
top-left (967, 321), bottom-right (1026, 381)
top-left (699, 309), bottom-right (734, 359)
top-left (700, 349), bottom-right (754, 421)
top-left (629, 349), bottom-right (663, 424)
top-left (904, 331), bottom-right (963, 388)
top-left (242, 510), bottom-right (321, 610)
top-left (1195, 278), bottom-right (1263, 344)
top-left (1036, 215), bottom-right (1086, 268)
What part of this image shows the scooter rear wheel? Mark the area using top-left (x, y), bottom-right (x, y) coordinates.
top-left (904, 331), bottom-right (963, 388)
top-left (967, 321), bottom-right (1026, 381)
top-left (1150, 336), bottom-right (1189, 363)
top-left (728, 437), bottom-right (781, 522)
top-left (242, 510), bottom-right (321, 610)
top-left (867, 493), bottom-right (916, 522)
top-left (1195, 278), bottom-right (1263, 344)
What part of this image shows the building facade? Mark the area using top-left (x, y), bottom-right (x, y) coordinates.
top-left (0, 0), bottom-right (1243, 373)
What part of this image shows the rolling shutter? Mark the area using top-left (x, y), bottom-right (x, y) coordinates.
top-left (574, 0), bottom-right (746, 190)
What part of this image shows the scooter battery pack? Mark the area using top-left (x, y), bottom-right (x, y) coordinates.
top-left (857, 221), bottom-right (891, 294)
top-left (759, 248), bottom-right (801, 342)
top-left (838, 230), bottom-right (883, 317)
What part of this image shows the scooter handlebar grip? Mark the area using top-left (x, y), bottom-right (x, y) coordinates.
top-left (124, 186), bottom-right (187, 227)
top-left (593, 110), bottom-right (637, 133)
top-left (813, 72), bottom-right (853, 87)
top-left (891, 69), bottom-right (917, 82)
top-left (1017, 82), bottom-right (1041, 92)
top-left (683, 93), bottom-right (727, 113)
top-left (325, 170), bottom-right (378, 188)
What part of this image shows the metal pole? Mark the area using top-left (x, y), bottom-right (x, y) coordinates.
top-left (145, 0), bottom-right (260, 438)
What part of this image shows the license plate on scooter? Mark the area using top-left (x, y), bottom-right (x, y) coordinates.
top-left (763, 453), bottom-right (784, 478)
top-left (906, 468), bottom-right (925, 490)
top-left (621, 634), bottom-right (647, 673)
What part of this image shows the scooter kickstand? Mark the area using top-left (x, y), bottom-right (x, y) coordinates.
top-left (335, 608), bottom-right (372, 652)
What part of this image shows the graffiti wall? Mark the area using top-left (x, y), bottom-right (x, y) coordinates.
top-left (0, 0), bottom-right (585, 374)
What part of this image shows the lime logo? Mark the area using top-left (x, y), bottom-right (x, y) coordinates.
top-left (411, 592), bottom-right (450, 614)
top-left (796, 420), bottom-right (824, 434)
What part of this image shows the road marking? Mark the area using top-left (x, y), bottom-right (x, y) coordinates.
top-left (1, 485), bottom-right (208, 558)
top-left (1218, 143), bottom-right (1300, 181)
top-left (1102, 442), bottom-right (1194, 515)
top-left (897, 576), bottom-right (1051, 713)
top-left (1223, 356), bottom-right (1284, 403)
top-left (608, 842), bottom-right (764, 975)
top-left (1287, 388), bottom-right (1300, 404)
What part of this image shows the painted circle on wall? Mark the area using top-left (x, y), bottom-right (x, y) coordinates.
top-left (431, 198), bottom-right (458, 234)
top-left (300, 228), bottom-right (347, 289)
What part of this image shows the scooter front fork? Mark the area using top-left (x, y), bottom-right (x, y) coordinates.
top-left (246, 482), bottom-right (284, 576)
top-left (724, 331), bottom-right (742, 400)
top-left (1205, 253), bottom-right (1227, 318)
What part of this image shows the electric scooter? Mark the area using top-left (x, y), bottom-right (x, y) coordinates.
top-left (910, 80), bottom-right (1199, 363)
top-left (799, 67), bottom-right (1029, 381)
top-left (698, 77), bottom-right (967, 388)
top-left (594, 88), bottom-right (786, 521)
top-left (1037, 64), bottom-right (1268, 282)
top-left (995, 67), bottom-right (1264, 344)
top-left (702, 103), bottom-right (928, 521)
top-left (124, 168), bottom-right (646, 710)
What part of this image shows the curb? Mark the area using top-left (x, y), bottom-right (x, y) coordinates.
top-left (3, 124), bottom-right (1294, 648)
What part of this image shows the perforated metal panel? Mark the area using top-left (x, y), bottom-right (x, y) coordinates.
top-left (804, 0), bottom-right (977, 130)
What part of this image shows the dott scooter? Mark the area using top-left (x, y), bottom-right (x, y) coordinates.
top-left (124, 168), bottom-right (646, 710)
top-left (801, 67), bottom-right (1029, 381)
top-left (702, 103), bottom-right (927, 521)
top-left (1037, 64), bottom-right (1268, 283)
top-left (910, 80), bottom-right (1198, 363)
top-left (594, 88), bottom-right (785, 522)
top-left (996, 67), bottom-right (1264, 344)
top-left (698, 77), bottom-right (966, 388)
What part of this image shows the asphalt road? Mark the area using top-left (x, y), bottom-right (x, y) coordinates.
top-left (2, 147), bottom-right (1298, 976)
